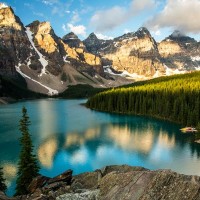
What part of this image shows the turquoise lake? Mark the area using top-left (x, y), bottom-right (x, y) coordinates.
top-left (0, 99), bottom-right (200, 196)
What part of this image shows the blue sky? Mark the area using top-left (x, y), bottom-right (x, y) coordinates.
top-left (2, 0), bottom-right (200, 41)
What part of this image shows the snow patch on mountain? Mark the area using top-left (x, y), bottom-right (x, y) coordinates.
top-left (103, 66), bottom-right (147, 80)
top-left (15, 63), bottom-right (58, 95)
top-left (27, 57), bottom-right (31, 66)
top-left (153, 70), bottom-right (162, 78)
top-left (191, 56), bottom-right (200, 62)
top-left (121, 71), bottom-right (147, 79)
top-left (25, 27), bottom-right (48, 77)
top-left (63, 55), bottom-right (70, 63)
top-left (195, 66), bottom-right (200, 70)
top-left (0, 3), bottom-right (8, 9)
top-left (165, 65), bottom-right (186, 76)
top-left (103, 66), bottom-right (118, 75)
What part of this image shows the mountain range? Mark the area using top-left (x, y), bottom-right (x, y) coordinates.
top-left (0, 3), bottom-right (200, 95)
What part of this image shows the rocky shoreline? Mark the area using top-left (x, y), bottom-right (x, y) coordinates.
top-left (1, 165), bottom-right (200, 200)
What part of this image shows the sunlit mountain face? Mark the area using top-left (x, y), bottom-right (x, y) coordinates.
top-left (1, 1), bottom-right (200, 98)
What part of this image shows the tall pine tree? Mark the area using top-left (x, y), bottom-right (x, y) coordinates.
top-left (15, 107), bottom-right (40, 196)
top-left (0, 166), bottom-right (7, 192)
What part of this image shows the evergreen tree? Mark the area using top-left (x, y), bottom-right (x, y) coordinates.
top-left (87, 71), bottom-right (200, 127)
top-left (15, 107), bottom-right (40, 196)
top-left (0, 166), bottom-right (7, 192)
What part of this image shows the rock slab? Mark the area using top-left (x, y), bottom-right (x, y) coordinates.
top-left (2, 165), bottom-right (200, 200)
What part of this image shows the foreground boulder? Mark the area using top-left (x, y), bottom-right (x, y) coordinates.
top-left (28, 175), bottom-right (50, 193)
top-left (4, 165), bottom-right (200, 200)
top-left (99, 169), bottom-right (200, 200)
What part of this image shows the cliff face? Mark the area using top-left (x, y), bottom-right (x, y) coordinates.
top-left (1, 4), bottom-right (200, 95)
top-left (2, 165), bottom-right (200, 200)
top-left (158, 31), bottom-right (200, 70)
top-left (0, 6), bottom-right (41, 78)
top-left (0, 5), bottom-right (130, 95)
top-left (27, 20), bottom-right (64, 76)
top-left (102, 28), bottom-right (165, 77)
top-left (83, 33), bottom-right (112, 55)
top-left (84, 29), bottom-right (200, 79)
top-left (62, 32), bottom-right (103, 76)
top-left (84, 28), bottom-right (166, 78)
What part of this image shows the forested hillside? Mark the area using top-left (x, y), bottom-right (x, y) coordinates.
top-left (87, 72), bottom-right (200, 126)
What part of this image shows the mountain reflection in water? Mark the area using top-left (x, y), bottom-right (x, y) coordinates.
top-left (1, 99), bottom-right (200, 196)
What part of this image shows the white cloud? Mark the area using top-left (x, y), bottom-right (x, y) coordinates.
top-left (90, 0), bottom-right (156, 32)
top-left (95, 33), bottom-right (113, 40)
top-left (62, 24), bottom-right (67, 32)
top-left (146, 0), bottom-right (200, 34)
top-left (66, 23), bottom-right (87, 37)
top-left (33, 12), bottom-right (44, 17)
top-left (24, 3), bottom-right (44, 18)
top-left (71, 11), bottom-right (80, 24)
top-left (42, 0), bottom-right (58, 6)
top-left (52, 7), bottom-right (59, 15)
top-left (66, 10), bottom-right (71, 14)
top-left (124, 29), bottom-right (131, 34)
top-left (91, 6), bottom-right (127, 32)
top-left (131, 0), bottom-right (156, 13)
top-left (153, 30), bottom-right (161, 36)
top-left (24, 3), bottom-right (33, 9)
top-left (42, 0), bottom-right (73, 17)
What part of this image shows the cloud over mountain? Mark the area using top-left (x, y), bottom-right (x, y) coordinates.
top-left (90, 0), bottom-right (156, 32)
top-left (146, 0), bottom-right (200, 34)
top-left (62, 23), bottom-right (87, 37)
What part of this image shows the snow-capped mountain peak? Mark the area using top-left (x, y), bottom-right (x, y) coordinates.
top-left (0, 3), bottom-right (8, 9)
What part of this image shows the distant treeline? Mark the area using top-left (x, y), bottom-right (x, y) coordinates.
top-left (87, 72), bottom-right (200, 126)
top-left (56, 84), bottom-right (106, 99)
top-left (0, 75), bottom-right (46, 99)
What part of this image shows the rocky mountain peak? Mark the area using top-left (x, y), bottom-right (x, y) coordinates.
top-left (114, 32), bottom-right (135, 42)
top-left (62, 32), bottom-right (84, 49)
top-left (84, 32), bottom-right (101, 45)
top-left (27, 20), bottom-right (54, 36)
top-left (83, 32), bottom-right (108, 54)
top-left (166, 30), bottom-right (196, 44)
top-left (135, 27), bottom-right (151, 38)
top-left (0, 5), bottom-right (23, 30)
top-left (27, 20), bottom-right (58, 50)
top-left (62, 32), bottom-right (78, 40)
top-left (88, 32), bottom-right (98, 40)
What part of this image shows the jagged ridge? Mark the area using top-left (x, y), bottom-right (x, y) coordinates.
top-left (1, 5), bottom-right (200, 96)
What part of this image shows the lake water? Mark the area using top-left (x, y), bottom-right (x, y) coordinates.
top-left (0, 99), bottom-right (200, 196)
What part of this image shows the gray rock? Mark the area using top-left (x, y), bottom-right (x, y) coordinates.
top-left (100, 164), bottom-right (148, 177)
top-left (71, 171), bottom-right (100, 191)
top-left (3, 165), bottom-right (200, 200)
top-left (99, 169), bottom-right (200, 200)
top-left (56, 189), bottom-right (99, 200)
top-left (43, 181), bottom-right (66, 191)
top-left (28, 175), bottom-right (50, 193)
top-left (48, 169), bottom-right (72, 185)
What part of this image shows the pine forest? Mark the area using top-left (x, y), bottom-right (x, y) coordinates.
top-left (87, 71), bottom-right (200, 127)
